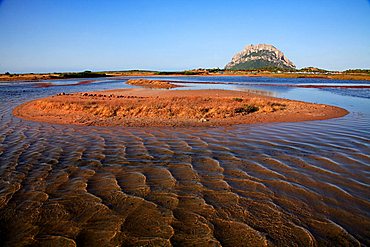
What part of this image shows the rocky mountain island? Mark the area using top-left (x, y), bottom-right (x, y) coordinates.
top-left (225, 44), bottom-right (296, 70)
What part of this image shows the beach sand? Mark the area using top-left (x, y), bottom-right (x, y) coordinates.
top-left (13, 88), bottom-right (348, 127)
top-left (126, 78), bottom-right (180, 89)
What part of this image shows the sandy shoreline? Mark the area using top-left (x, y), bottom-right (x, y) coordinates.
top-left (126, 78), bottom-right (181, 89)
top-left (13, 88), bottom-right (348, 127)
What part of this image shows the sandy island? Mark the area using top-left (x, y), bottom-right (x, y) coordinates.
top-left (13, 79), bottom-right (348, 127)
top-left (126, 78), bottom-right (180, 89)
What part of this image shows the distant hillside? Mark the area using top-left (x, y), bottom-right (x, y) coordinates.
top-left (225, 44), bottom-right (296, 70)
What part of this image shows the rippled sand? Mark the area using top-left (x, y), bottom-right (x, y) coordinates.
top-left (0, 83), bottom-right (369, 246)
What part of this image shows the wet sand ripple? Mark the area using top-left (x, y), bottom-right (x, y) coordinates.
top-left (0, 88), bottom-right (369, 246)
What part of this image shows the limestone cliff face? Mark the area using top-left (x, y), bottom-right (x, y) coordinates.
top-left (225, 44), bottom-right (295, 70)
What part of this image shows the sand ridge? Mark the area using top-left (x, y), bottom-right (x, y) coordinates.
top-left (126, 78), bottom-right (180, 89)
top-left (13, 88), bottom-right (348, 127)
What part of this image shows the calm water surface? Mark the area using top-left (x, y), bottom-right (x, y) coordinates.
top-left (0, 76), bottom-right (369, 246)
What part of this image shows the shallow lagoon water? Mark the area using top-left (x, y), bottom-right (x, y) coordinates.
top-left (0, 76), bottom-right (369, 246)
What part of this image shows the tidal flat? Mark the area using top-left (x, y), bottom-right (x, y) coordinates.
top-left (0, 76), bottom-right (369, 246)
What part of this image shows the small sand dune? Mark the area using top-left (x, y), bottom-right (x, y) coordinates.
top-left (13, 88), bottom-right (348, 127)
top-left (126, 79), bottom-right (180, 89)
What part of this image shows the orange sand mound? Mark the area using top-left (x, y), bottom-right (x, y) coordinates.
top-left (13, 88), bottom-right (348, 127)
top-left (126, 79), bottom-right (180, 89)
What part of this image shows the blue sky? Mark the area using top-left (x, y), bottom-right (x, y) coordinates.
top-left (0, 0), bottom-right (369, 73)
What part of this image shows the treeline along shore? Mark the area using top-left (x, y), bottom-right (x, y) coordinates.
top-left (1, 68), bottom-right (370, 82)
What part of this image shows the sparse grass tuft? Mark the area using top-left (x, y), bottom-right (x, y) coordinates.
top-left (234, 105), bottom-right (259, 115)
top-left (233, 97), bottom-right (243, 102)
